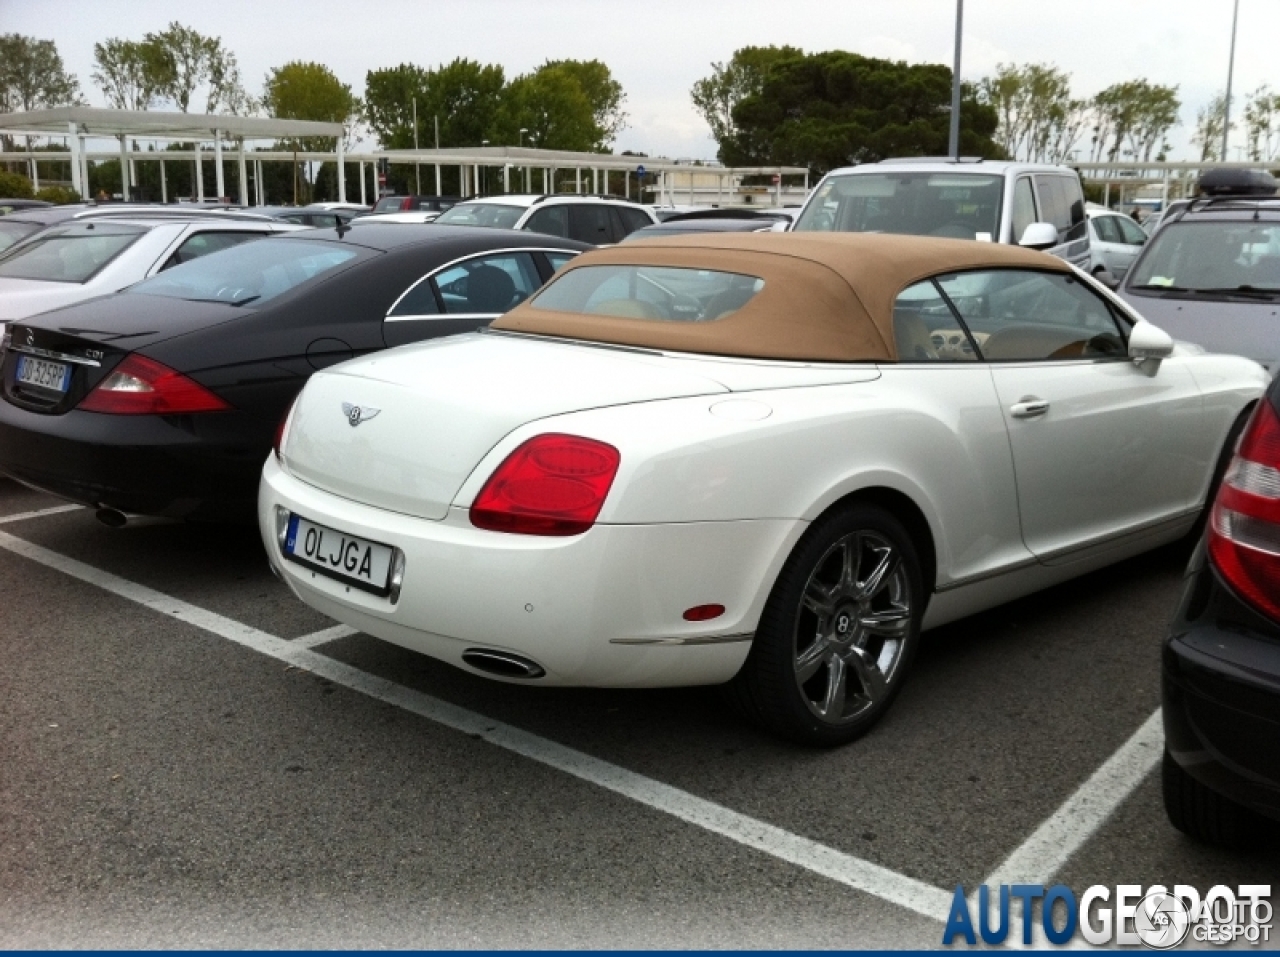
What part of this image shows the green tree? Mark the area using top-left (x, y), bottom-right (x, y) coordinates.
top-left (500, 63), bottom-right (599, 151)
top-left (978, 63), bottom-right (1087, 163)
top-left (726, 51), bottom-right (999, 172)
top-left (364, 58), bottom-right (505, 150)
top-left (262, 61), bottom-right (360, 148)
top-left (539, 59), bottom-right (627, 146)
top-left (144, 22), bottom-right (250, 114)
top-left (0, 34), bottom-right (82, 113)
top-left (92, 38), bottom-right (170, 111)
top-left (690, 45), bottom-right (803, 162)
top-left (1244, 85), bottom-right (1280, 162)
top-left (1192, 93), bottom-right (1229, 161)
top-left (1088, 80), bottom-right (1180, 162)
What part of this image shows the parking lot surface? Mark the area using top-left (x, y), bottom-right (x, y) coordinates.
top-left (1, 478), bottom-right (1276, 948)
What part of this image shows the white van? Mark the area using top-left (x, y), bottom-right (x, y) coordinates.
top-left (791, 159), bottom-right (1092, 269)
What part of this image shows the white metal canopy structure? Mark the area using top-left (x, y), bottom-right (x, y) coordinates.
top-left (0, 106), bottom-right (347, 204)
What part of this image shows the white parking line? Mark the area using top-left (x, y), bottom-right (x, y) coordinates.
top-left (293, 623), bottom-right (357, 648)
top-left (983, 708), bottom-right (1164, 888)
top-left (0, 528), bottom-right (953, 927)
top-left (0, 504), bottom-right (83, 525)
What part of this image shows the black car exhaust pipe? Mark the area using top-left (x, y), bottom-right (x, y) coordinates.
top-left (461, 649), bottom-right (546, 679)
top-left (95, 507), bottom-right (128, 528)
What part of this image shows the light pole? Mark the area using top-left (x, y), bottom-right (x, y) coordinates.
top-left (518, 128), bottom-right (528, 148)
top-left (1222, 0), bottom-right (1240, 162)
top-left (948, 0), bottom-right (964, 159)
top-left (481, 140), bottom-right (489, 194)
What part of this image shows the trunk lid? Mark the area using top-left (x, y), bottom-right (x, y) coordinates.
top-left (283, 332), bottom-right (732, 520)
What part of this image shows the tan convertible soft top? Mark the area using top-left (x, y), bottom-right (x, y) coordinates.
top-left (492, 232), bottom-right (1072, 362)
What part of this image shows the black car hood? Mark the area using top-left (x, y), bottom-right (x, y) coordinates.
top-left (16, 291), bottom-right (243, 351)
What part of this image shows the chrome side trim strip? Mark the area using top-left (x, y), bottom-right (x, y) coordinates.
top-left (384, 312), bottom-right (497, 322)
top-left (610, 632), bottom-right (754, 646)
top-left (935, 510), bottom-right (1198, 593)
top-left (7, 343), bottom-right (101, 367)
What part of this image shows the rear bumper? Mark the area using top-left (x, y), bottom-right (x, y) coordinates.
top-left (0, 400), bottom-right (265, 521)
top-left (1162, 543), bottom-right (1280, 823)
top-left (259, 455), bottom-right (805, 687)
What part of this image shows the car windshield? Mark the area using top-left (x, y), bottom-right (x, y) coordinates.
top-left (0, 223), bottom-right (145, 283)
top-left (435, 203), bottom-right (525, 229)
top-left (0, 219), bottom-right (41, 252)
top-left (1127, 221), bottom-right (1280, 294)
top-left (128, 237), bottom-right (360, 306)
top-left (793, 172), bottom-right (1004, 241)
top-left (531, 265), bottom-right (764, 321)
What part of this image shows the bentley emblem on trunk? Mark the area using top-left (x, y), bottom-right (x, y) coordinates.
top-left (342, 402), bottom-right (381, 427)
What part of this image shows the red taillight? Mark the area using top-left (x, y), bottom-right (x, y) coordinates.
top-left (470, 433), bottom-right (620, 536)
top-left (683, 604), bottom-right (726, 622)
top-left (78, 355), bottom-right (232, 415)
top-left (1208, 399), bottom-right (1280, 622)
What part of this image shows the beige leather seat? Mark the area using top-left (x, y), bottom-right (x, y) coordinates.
top-left (893, 310), bottom-right (938, 361)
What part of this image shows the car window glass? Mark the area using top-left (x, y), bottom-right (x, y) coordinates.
top-left (430, 252), bottom-right (542, 315)
top-left (532, 264), bottom-right (764, 321)
top-left (1128, 221), bottom-right (1280, 292)
top-left (129, 238), bottom-right (359, 306)
top-left (793, 172), bottom-right (1003, 240)
top-left (434, 203), bottom-right (524, 228)
top-left (1011, 178), bottom-right (1037, 243)
top-left (161, 230), bottom-right (264, 271)
top-left (0, 219), bottom-right (41, 252)
top-left (1115, 216), bottom-right (1147, 245)
top-left (0, 224), bottom-right (145, 283)
top-left (524, 206), bottom-right (570, 239)
top-left (1035, 176), bottom-right (1087, 244)
top-left (893, 279), bottom-right (978, 361)
top-left (1092, 215), bottom-right (1121, 244)
top-left (617, 207), bottom-right (653, 235)
top-left (568, 205), bottom-right (614, 244)
top-left (546, 251), bottom-right (578, 272)
top-left (936, 269), bottom-right (1127, 361)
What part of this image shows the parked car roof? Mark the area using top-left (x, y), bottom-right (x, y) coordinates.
top-left (493, 232), bottom-right (1068, 363)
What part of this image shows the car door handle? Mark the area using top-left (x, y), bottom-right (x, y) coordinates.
top-left (1010, 397), bottom-right (1050, 418)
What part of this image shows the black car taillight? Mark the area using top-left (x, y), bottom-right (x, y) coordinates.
top-left (78, 355), bottom-right (232, 415)
top-left (1208, 397), bottom-right (1280, 622)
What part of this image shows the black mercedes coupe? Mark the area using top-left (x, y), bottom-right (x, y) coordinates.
top-left (0, 224), bottom-right (590, 521)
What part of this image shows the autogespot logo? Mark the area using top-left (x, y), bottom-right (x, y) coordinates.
top-left (942, 883), bottom-right (1273, 948)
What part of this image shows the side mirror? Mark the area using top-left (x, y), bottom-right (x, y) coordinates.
top-left (768, 219), bottom-right (790, 232)
top-left (1018, 222), bottom-right (1059, 250)
top-left (1094, 269), bottom-right (1121, 290)
top-left (1128, 321), bottom-right (1174, 361)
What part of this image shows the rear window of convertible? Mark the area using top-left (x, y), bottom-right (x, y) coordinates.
top-left (530, 264), bottom-right (765, 321)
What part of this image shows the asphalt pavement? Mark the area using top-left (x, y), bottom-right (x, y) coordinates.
top-left (0, 479), bottom-right (1276, 948)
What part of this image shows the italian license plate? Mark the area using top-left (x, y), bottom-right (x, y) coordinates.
top-left (283, 513), bottom-right (394, 596)
top-left (16, 355), bottom-right (72, 394)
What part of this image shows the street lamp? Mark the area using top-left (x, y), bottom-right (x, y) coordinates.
top-left (481, 140), bottom-right (490, 194)
top-left (948, 0), bottom-right (964, 159)
top-left (518, 128), bottom-right (528, 148)
top-left (1222, 0), bottom-right (1241, 162)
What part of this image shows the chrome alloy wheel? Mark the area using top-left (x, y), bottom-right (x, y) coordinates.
top-left (792, 531), bottom-right (911, 725)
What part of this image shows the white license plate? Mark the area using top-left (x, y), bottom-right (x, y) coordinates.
top-left (283, 514), bottom-right (394, 596)
top-left (16, 355), bottom-right (72, 393)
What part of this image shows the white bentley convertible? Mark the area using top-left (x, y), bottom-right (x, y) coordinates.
top-left (259, 233), bottom-right (1268, 745)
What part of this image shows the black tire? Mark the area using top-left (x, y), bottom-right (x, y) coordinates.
top-left (728, 502), bottom-right (924, 747)
top-left (1162, 750), bottom-right (1259, 849)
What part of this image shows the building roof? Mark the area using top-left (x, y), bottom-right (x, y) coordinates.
top-left (0, 107), bottom-right (343, 141)
top-left (493, 232), bottom-right (1069, 363)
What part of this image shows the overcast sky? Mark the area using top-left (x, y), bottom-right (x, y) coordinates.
top-left (1, 0), bottom-right (1274, 160)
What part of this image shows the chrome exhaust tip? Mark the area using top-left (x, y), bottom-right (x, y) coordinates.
top-left (461, 649), bottom-right (546, 680)
top-left (95, 507), bottom-right (128, 528)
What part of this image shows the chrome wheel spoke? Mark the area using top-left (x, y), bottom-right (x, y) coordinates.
top-left (794, 639), bottom-right (830, 684)
top-left (856, 545), bottom-right (898, 600)
top-left (859, 604), bottom-right (910, 638)
top-left (801, 579), bottom-right (836, 616)
top-left (837, 535), bottom-right (862, 593)
top-left (820, 654), bottom-right (848, 718)
top-left (848, 644), bottom-right (888, 704)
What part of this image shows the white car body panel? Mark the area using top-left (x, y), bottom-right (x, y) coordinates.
top-left (259, 320), bottom-right (1266, 687)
